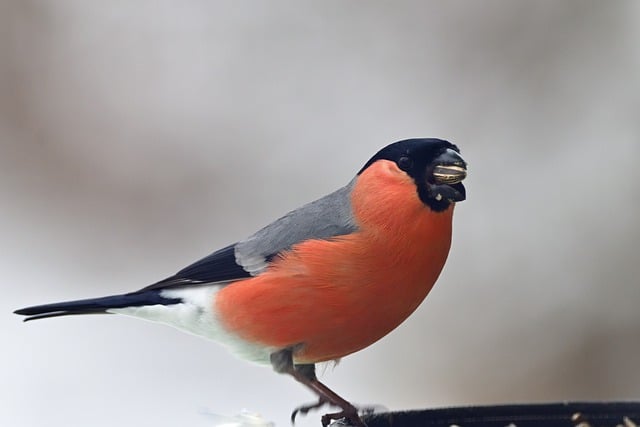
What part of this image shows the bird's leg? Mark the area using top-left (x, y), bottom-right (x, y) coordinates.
top-left (271, 349), bottom-right (366, 427)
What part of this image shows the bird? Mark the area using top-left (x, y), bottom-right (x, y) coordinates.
top-left (14, 138), bottom-right (467, 427)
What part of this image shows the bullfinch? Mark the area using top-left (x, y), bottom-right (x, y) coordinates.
top-left (15, 138), bottom-right (467, 427)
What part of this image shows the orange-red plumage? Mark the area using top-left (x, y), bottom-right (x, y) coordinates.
top-left (215, 160), bottom-right (454, 363)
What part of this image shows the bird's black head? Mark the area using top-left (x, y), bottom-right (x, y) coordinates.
top-left (358, 138), bottom-right (467, 212)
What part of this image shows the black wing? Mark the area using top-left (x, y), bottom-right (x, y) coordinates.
top-left (141, 244), bottom-right (252, 290)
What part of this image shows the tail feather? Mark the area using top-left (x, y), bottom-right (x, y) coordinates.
top-left (14, 290), bottom-right (182, 322)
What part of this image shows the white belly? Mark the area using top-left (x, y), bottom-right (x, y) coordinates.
top-left (109, 286), bottom-right (275, 365)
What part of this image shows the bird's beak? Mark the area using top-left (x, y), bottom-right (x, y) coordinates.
top-left (432, 149), bottom-right (467, 185)
top-left (429, 149), bottom-right (467, 202)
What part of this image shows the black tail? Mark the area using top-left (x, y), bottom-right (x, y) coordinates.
top-left (14, 290), bottom-right (182, 322)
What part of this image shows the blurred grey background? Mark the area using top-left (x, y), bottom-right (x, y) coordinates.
top-left (2, 1), bottom-right (639, 426)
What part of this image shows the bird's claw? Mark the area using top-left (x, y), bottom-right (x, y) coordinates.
top-left (291, 399), bottom-right (369, 427)
top-left (320, 408), bottom-right (366, 427)
top-left (291, 398), bottom-right (329, 423)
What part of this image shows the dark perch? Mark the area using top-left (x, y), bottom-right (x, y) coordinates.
top-left (361, 402), bottom-right (640, 427)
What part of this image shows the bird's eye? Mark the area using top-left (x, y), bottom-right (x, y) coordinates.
top-left (397, 156), bottom-right (412, 171)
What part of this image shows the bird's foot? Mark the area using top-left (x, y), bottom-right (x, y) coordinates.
top-left (320, 405), bottom-right (366, 427)
top-left (291, 399), bottom-right (373, 427)
top-left (291, 398), bottom-right (329, 423)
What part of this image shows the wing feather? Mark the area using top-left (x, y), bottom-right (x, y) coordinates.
top-left (142, 178), bottom-right (358, 291)
top-left (142, 244), bottom-right (250, 290)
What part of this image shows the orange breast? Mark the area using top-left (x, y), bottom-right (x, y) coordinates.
top-left (215, 160), bottom-right (455, 363)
